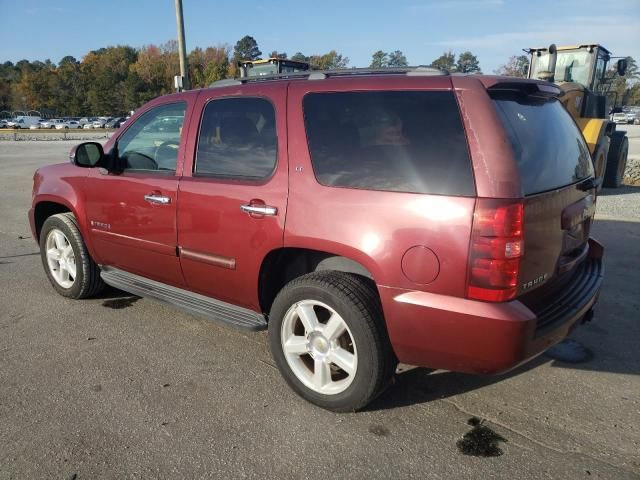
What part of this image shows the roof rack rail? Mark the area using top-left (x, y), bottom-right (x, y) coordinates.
top-left (209, 66), bottom-right (446, 88)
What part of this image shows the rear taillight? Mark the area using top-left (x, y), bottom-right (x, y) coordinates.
top-left (467, 200), bottom-right (524, 302)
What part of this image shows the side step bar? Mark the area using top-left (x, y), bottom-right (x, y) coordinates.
top-left (100, 266), bottom-right (267, 331)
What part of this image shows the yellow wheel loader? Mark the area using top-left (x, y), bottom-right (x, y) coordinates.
top-left (527, 44), bottom-right (629, 188)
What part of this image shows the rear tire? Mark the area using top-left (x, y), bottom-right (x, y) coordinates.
top-left (40, 213), bottom-right (105, 299)
top-left (604, 131), bottom-right (628, 188)
top-left (268, 271), bottom-right (396, 412)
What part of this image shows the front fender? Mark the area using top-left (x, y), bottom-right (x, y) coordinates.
top-left (31, 164), bottom-right (101, 263)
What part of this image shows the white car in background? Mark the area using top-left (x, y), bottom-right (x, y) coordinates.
top-left (7, 116), bottom-right (42, 129)
top-left (40, 119), bottom-right (65, 129)
top-left (55, 120), bottom-right (81, 129)
top-left (82, 122), bottom-right (94, 129)
top-left (625, 112), bottom-right (639, 125)
top-left (92, 118), bottom-right (107, 128)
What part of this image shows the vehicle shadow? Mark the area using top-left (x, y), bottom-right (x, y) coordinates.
top-left (367, 357), bottom-right (548, 412)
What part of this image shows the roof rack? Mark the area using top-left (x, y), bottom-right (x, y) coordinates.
top-left (208, 66), bottom-right (447, 88)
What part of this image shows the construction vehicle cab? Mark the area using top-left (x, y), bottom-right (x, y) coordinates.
top-left (239, 58), bottom-right (311, 78)
top-left (526, 44), bottom-right (629, 188)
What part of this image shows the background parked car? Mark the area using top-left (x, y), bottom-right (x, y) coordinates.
top-left (92, 118), bottom-right (107, 128)
top-left (0, 119), bottom-right (8, 129)
top-left (105, 117), bottom-right (126, 128)
top-left (625, 112), bottom-right (639, 124)
top-left (612, 112), bottom-right (628, 124)
top-left (40, 119), bottom-right (65, 129)
top-left (56, 120), bottom-right (81, 129)
top-left (7, 116), bottom-right (41, 129)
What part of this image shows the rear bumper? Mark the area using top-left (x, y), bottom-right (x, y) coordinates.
top-left (380, 238), bottom-right (604, 374)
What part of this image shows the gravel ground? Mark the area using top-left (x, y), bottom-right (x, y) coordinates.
top-left (598, 125), bottom-right (640, 220)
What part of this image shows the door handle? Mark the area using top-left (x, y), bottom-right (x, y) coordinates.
top-left (240, 204), bottom-right (277, 216)
top-left (144, 194), bottom-right (171, 205)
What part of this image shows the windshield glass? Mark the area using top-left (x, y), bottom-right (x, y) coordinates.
top-left (248, 64), bottom-right (277, 76)
top-left (531, 49), bottom-right (593, 87)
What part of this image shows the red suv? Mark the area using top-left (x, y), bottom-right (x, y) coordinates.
top-left (29, 69), bottom-right (603, 411)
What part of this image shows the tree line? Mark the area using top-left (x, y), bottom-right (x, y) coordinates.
top-left (0, 34), bottom-right (488, 117)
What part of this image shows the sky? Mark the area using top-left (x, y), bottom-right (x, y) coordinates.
top-left (1, 0), bottom-right (639, 73)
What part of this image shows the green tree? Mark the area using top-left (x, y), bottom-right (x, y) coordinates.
top-left (290, 52), bottom-right (309, 63)
top-left (607, 56), bottom-right (640, 107)
top-left (456, 51), bottom-right (481, 74)
top-left (233, 35), bottom-right (262, 62)
top-left (388, 50), bottom-right (408, 67)
top-left (58, 56), bottom-right (78, 68)
top-left (370, 50), bottom-right (389, 68)
top-left (269, 51), bottom-right (287, 59)
top-left (494, 55), bottom-right (529, 77)
top-left (430, 51), bottom-right (456, 71)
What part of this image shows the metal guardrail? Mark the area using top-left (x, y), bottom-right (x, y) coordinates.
top-left (0, 128), bottom-right (116, 141)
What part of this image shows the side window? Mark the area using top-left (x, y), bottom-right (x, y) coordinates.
top-left (195, 97), bottom-right (277, 179)
top-left (303, 91), bottom-right (475, 196)
top-left (117, 102), bottom-right (186, 172)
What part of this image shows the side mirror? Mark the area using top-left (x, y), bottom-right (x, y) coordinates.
top-left (70, 142), bottom-right (103, 168)
top-left (617, 58), bottom-right (628, 76)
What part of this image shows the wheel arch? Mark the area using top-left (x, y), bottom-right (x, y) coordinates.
top-left (32, 195), bottom-right (99, 263)
top-left (258, 247), bottom-right (377, 315)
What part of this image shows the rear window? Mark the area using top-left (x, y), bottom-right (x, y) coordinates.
top-left (491, 92), bottom-right (593, 195)
top-left (303, 91), bottom-right (475, 196)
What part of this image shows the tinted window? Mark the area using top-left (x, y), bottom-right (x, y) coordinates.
top-left (303, 91), bottom-right (474, 196)
top-left (117, 102), bottom-right (186, 172)
top-left (195, 97), bottom-right (277, 179)
top-left (492, 93), bottom-right (593, 195)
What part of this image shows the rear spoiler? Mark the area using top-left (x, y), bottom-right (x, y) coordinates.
top-left (487, 81), bottom-right (562, 98)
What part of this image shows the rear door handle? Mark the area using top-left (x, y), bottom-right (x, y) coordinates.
top-left (144, 194), bottom-right (171, 205)
top-left (240, 204), bottom-right (277, 216)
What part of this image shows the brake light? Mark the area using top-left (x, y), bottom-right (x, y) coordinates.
top-left (467, 200), bottom-right (524, 302)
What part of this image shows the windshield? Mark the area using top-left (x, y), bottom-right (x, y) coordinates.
top-left (248, 63), bottom-right (278, 76)
top-left (531, 49), bottom-right (594, 87)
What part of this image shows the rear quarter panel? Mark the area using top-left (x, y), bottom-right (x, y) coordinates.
top-left (285, 76), bottom-right (475, 296)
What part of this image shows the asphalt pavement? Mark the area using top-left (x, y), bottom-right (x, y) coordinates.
top-left (0, 141), bottom-right (638, 479)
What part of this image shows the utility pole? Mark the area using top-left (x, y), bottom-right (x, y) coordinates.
top-left (174, 0), bottom-right (190, 91)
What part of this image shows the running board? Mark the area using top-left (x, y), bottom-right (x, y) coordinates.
top-left (100, 266), bottom-right (267, 331)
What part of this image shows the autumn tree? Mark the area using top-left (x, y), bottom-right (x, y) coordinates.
top-left (309, 50), bottom-right (349, 70)
top-left (494, 55), bottom-right (529, 77)
top-left (189, 45), bottom-right (230, 87)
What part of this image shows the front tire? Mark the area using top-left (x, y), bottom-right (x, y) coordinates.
top-left (268, 271), bottom-right (396, 412)
top-left (40, 213), bottom-right (105, 299)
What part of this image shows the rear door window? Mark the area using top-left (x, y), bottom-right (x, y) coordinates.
top-left (491, 93), bottom-right (593, 195)
top-left (303, 91), bottom-right (475, 196)
top-left (195, 97), bottom-right (277, 179)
